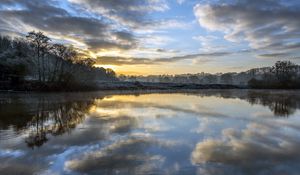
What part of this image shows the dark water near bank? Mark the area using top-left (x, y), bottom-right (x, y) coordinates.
top-left (0, 90), bottom-right (300, 175)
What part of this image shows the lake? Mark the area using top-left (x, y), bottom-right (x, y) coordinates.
top-left (1, 90), bottom-right (300, 175)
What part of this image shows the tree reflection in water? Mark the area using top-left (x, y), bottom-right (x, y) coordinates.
top-left (193, 90), bottom-right (300, 117)
top-left (0, 90), bottom-right (299, 150)
top-left (0, 94), bottom-right (97, 148)
top-left (0, 90), bottom-right (300, 175)
top-left (25, 99), bottom-right (94, 148)
top-left (246, 91), bottom-right (297, 117)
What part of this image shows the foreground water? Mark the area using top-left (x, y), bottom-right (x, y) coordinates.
top-left (0, 90), bottom-right (300, 175)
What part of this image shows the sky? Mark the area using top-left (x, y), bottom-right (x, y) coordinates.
top-left (0, 0), bottom-right (300, 75)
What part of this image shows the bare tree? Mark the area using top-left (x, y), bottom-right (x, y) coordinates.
top-left (272, 61), bottom-right (296, 83)
top-left (51, 44), bottom-right (68, 82)
top-left (26, 31), bottom-right (51, 83)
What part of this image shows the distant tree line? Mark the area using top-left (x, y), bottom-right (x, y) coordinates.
top-left (119, 70), bottom-right (260, 85)
top-left (0, 31), bottom-right (117, 91)
top-left (248, 61), bottom-right (300, 89)
top-left (119, 61), bottom-right (300, 89)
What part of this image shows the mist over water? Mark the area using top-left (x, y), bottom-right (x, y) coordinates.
top-left (1, 90), bottom-right (300, 175)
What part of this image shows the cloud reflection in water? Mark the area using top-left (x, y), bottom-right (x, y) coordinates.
top-left (0, 90), bottom-right (300, 175)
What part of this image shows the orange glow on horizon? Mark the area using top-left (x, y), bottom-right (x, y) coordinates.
top-left (94, 64), bottom-right (117, 70)
top-left (94, 63), bottom-right (248, 76)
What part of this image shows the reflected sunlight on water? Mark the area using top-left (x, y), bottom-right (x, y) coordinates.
top-left (0, 90), bottom-right (300, 175)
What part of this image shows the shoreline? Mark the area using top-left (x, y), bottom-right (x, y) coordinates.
top-left (0, 81), bottom-right (299, 93)
top-left (0, 81), bottom-right (244, 92)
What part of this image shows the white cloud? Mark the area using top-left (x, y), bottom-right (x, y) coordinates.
top-left (191, 122), bottom-right (300, 174)
top-left (193, 0), bottom-right (300, 53)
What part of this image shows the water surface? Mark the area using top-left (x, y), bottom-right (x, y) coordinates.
top-left (1, 90), bottom-right (300, 175)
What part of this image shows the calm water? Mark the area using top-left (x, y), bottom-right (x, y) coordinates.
top-left (1, 90), bottom-right (300, 175)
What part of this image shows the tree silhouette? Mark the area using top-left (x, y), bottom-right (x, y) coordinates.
top-left (0, 32), bottom-right (117, 90)
top-left (26, 31), bottom-right (51, 82)
top-left (272, 61), bottom-right (297, 84)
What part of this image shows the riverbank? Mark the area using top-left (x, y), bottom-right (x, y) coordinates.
top-left (95, 81), bottom-right (243, 90)
top-left (0, 81), bottom-right (244, 92)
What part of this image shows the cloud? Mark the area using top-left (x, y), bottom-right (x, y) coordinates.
top-left (96, 56), bottom-right (154, 65)
top-left (95, 49), bottom-right (254, 65)
top-left (68, 0), bottom-right (169, 28)
top-left (95, 51), bottom-right (236, 65)
top-left (93, 99), bottom-right (228, 118)
top-left (194, 0), bottom-right (300, 53)
top-left (64, 135), bottom-right (175, 174)
top-left (68, 0), bottom-right (191, 48)
top-left (0, 0), bottom-right (190, 57)
top-left (155, 52), bottom-right (231, 62)
top-left (258, 52), bottom-right (290, 58)
top-left (68, 0), bottom-right (192, 37)
top-left (0, 0), bottom-right (138, 51)
top-left (191, 123), bottom-right (300, 174)
top-left (85, 31), bottom-right (137, 51)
